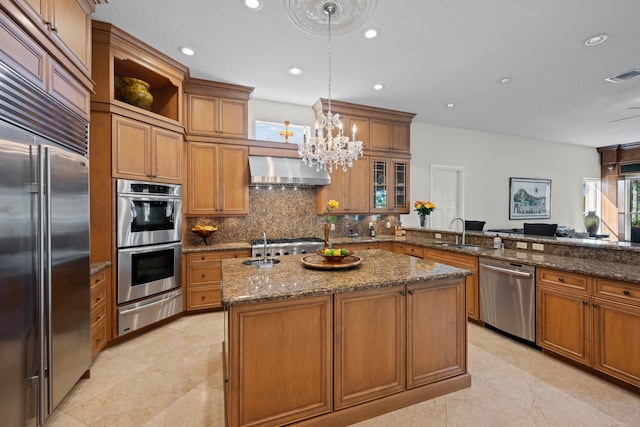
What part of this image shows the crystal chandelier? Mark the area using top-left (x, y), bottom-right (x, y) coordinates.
top-left (298, 2), bottom-right (363, 172)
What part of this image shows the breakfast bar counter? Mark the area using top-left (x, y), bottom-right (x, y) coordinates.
top-left (221, 249), bottom-right (471, 427)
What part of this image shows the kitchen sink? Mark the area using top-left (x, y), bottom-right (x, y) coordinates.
top-left (434, 243), bottom-right (493, 252)
top-left (242, 258), bottom-right (281, 267)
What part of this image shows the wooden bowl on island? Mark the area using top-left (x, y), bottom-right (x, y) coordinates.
top-left (316, 248), bottom-right (352, 263)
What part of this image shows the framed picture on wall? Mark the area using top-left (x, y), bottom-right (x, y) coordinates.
top-left (509, 177), bottom-right (551, 219)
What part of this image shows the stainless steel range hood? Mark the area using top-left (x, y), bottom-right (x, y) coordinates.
top-left (249, 156), bottom-right (331, 187)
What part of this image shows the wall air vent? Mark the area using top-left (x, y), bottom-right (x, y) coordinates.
top-left (605, 68), bottom-right (640, 83)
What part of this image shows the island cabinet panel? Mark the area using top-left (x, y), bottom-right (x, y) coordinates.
top-left (423, 248), bottom-right (479, 320)
top-left (407, 279), bottom-right (466, 388)
top-left (227, 295), bottom-right (333, 427)
top-left (334, 286), bottom-right (406, 409)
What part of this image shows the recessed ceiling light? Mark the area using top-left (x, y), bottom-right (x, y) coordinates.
top-left (243, 0), bottom-right (262, 10)
top-left (288, 67), bottom-right (303, 76)
top-left (180, 46), bottom-right (195, 56)
top-left (444, 103), bottom-right (455, 108)
top-left (584, 34), bottom-right (608, 46)
top-left (497, 77), bottom-right (512, 84)
top-left (364, 28), bottom-right (378, 39)
top-left (373, 83), bottom-right (385, 90)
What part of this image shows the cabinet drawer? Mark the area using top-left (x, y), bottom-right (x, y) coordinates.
top-left (188, 266), bottom-right (220, 285)
top-left (91, 300), bottom-right (107, 329)
top-left (90, 276), bottom-right (107, 308)
top-left (91, 269), bottom-right (106, 286)
top-left (402, 245), bottom-right (424, 258)
top-left (595, 279), bottom-right (640, 306)
top-left (187, 250), bottom-right (250, 263)
top-left (424, 249), bottom-right (477, 269)
top-left (91, 319), bottom-right (108, 358)
top-left (343, 242), bottom-right (379, 251)
top-left (537, 268), bottom-right (591, 293)
top-left (187, 286), bottom-right (221, 310)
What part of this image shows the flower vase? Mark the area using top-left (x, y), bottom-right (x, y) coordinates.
top-left (324, 223), bottom-right (330, 248)
top-left (584, 211), bottom-right (600, 237)
top-left (418, 213), bottom-right (427, 228)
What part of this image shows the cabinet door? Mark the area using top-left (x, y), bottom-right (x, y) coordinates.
top-left (407, 279), bottom-right (466, 388)
top-left (391, 160), bottom-right (409, 212)
top-left (219, 145), bottom-right (248, 214)
top-left (151, 128), bottom-right (182, 183)
top-left (186, 93), bottom-right (218, 135)
top-left (370, 120), bottom-right (390, 150)
top-left (391, 122), bottom-right (410, 152)
top-left (536, 285), bottom-right (592, 365)
top-left (219, 98), bottom-right (247, 137)
top-left (346, 115), bottom-right (370, 150)
top-left (227, 295), bottom-right (332, 427)
top-left (50, 0), bottom-right (91, 70)
top-left (371, 158), bottom-right (388, 211)
top-left (347, 155), bottom-right (370, 212)
top-left (187, 142), bottom-right (218, 214)
top-left (593, 298), bottom-right (640, 387)
top-left (112, 115), bottom-right (152, 180)
top-left (334, 286), bottom-right (405, 409)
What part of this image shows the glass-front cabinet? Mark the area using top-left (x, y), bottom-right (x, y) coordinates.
top-left (371, 157), bottom-right (410, 213)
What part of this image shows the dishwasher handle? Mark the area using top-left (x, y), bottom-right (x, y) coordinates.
top-left (480, 263), bottom-right (533, 278)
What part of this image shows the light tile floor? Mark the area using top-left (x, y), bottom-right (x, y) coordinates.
top-left (47, 312), bottom-right (640, 426)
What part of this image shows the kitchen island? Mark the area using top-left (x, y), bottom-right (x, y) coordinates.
top-left (221, 249), bottom-right (471, 427)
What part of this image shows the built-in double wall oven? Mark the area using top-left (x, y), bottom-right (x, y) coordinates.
top-left (116, 179), bottom-right (183, 335)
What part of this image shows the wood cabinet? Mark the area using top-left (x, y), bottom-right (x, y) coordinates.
top-left (537, 268), bottom-right (640, 388)
top-left (112, 115), bottom-right (182, 183)
top-left (393, 242), bottom-right (425, 259)
top-left (342, 242), bottom-right (380, 251)
top-left (370, 120), bottom-right (410, 152)
top-left (184, 250), bottom-right (250, 311)
top-left (316, 155), bottom-right (370, 214)
top-left (334, 286), bottom-right (405, 409)
top-left (423, 248), bottom-right (480, 321)
top-left (371, 157), bottom-right (410, 213)
top-left (184, 78), bottom-right (253, 140)
top-left (186, 142), bottom-right (249, 215)
top-left (10, 0), bottom-right (93, 75)
top-left (90, 266), bottom-right (110, 359)
top-left (226, 295), bottom-right (333, 427)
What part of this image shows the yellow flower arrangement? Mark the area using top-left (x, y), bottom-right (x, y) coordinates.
top-left (326, 199), bottom-right (339, 223)
top-left (414, 200), bottom-right (436, 215)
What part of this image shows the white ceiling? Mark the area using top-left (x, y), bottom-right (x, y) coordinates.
top-left (92, 0), bottom-right (640, 148)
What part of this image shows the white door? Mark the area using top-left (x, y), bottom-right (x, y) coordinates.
top-left (430, 165), bottom-right (464, 229)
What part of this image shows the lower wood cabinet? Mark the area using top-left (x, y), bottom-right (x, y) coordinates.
top-left (423, 248), bottom-right (479, 321)
top-left (90, 266), bottom-right (110, 359)
top-left (537, 268), bottom-right (640, 388)
top-left (185, 250), bottom-right (250, 311)
top-left (393, 242), bottom-right (424, 259)
top-left (226, 295), bottom-right (333, 427)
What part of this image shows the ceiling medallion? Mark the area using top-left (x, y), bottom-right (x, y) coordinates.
top-left (283, 0), bottom-right (377, 36)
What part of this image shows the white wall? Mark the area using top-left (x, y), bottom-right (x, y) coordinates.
top-left (403, 123), bottom-right (601, 231)
top-left (247, 98), bottom-right (602, 233)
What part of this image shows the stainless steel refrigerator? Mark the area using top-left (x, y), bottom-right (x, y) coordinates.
top-left (0, 119), bottom-right (91, 426)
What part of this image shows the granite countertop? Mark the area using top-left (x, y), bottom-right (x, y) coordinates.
top-left (90, 261), bottom-right (111, 275)
top-left (221, 249), bottom-right (470, 306)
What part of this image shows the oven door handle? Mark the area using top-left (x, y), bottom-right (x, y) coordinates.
top-left (119, 194), bottom-right (181, 202)
top-left (480, 263), bottom-right (533, 278)
top-left (118, 242), bottom-right (181, 255)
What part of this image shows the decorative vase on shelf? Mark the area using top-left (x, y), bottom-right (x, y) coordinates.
top-left (418, 213), bottom-right (428, 228)
top-left (324, 223), bottom-right (330, 248)
top-left (115, 77), bottom-right (153, 110)
top-left (584, 211), bottom-right (600, 237)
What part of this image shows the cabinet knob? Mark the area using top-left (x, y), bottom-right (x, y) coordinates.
top-left (592, 302), bottom-right (599, 308)
top-left (201, 296), bottom-right (206, 301)
top-left (400, 290), bottom-right (406, 296)
top-left (96, 338), bottom-right (102, 344)
top-left (582, 300), bottom-right (588, 305)
top-left (95, 296), bottom-right (101, 303)
top-left (201, 274), bottom-right (206, 278)
top-left (558, 277), bottom-right (565, 283)
top-left (201, 256), bottom-right (205, 260)
top-left (408, 289), bottom-right (415, 295)
top-left (623, 290), bottom-right (631, 296)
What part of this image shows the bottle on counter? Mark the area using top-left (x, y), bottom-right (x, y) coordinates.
top-left (370, 226), bottom-right (376, 237)
top-left (493, 234), bottom-right (502, 249)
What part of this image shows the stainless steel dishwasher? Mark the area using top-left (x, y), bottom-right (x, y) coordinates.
top-left (479, 257), bottom-right (536, 342)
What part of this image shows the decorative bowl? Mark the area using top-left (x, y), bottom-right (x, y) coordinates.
top-left (115, 77), bottom-right (153, 110)
top-left (316, 249), bottom-right (352, 263)
top-left (191, 226), bottom-right (217, 245)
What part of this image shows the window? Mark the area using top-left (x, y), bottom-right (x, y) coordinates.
top-left (254, 120), bottom-right (308, 144)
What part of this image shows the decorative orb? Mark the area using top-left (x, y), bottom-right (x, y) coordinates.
top-left (115, 77), bottom-right (153, 110)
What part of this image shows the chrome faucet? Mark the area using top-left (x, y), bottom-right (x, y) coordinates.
top-left (449, 217), bottom-right (465, 245)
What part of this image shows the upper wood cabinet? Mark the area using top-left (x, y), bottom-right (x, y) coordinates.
top-left (186, 142), bottom-right (248, 215)
top-left (10, 0), bottom-right (94, 78)
top-left (313, 98), bottom-right (415, 154)
top-left (371, 157), bottom-right (410, 213)
top-left (316, 155), bottom-right (370, 214)
top-left (112, 115), bottom-right (182, 183)
top-left (184, 78), bottom-right (254, 140)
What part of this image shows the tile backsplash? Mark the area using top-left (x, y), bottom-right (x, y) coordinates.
top-left (185, 187), bottom-right (399, 247)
